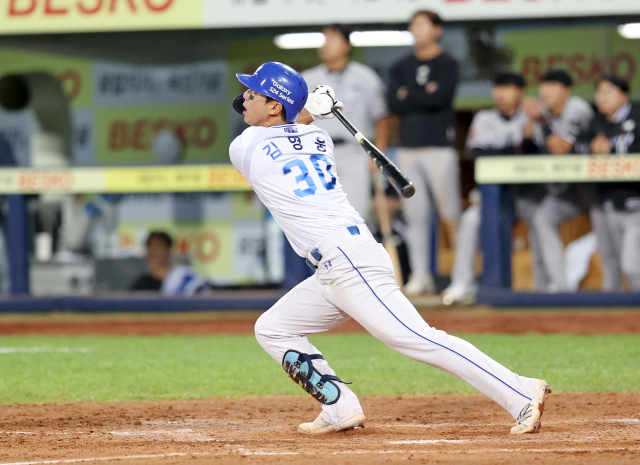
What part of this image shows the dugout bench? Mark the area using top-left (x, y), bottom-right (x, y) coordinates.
top-left (0, 165), bottom-right (289, 311)
top-left (476, 154), bottom-right (640, 306)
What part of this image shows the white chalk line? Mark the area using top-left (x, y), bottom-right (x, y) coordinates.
top-left (223, 446), bottom-right (640, 456)
top-left (0, 347), bottom-right (93, 355)
top-left (389, 418), bottom-right (640, 428)
top-left (3, 445), bottom-right (639, 464)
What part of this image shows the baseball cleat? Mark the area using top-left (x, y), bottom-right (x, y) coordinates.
top-left (403, 274), bottom-right (435, 296)
top-left (298, 413), bottom-right (366, 434)
top-left (511, 379), bottom-right (552, 434)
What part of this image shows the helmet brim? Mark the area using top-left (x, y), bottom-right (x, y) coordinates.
top-left (236, 73), bottom-right (265, 96)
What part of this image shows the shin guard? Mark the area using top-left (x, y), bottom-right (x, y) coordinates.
top-left (282, 350), bottom-right (350, 405)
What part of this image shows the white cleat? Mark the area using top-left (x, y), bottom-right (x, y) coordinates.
top-left (404, 274), bottom-right (435, 296)
top-left (511, 379), bottom-right (552, 434)
top-left (441, 285), bottom-right (476, 306)
top-left (298, 413), bottom-right (366, 435)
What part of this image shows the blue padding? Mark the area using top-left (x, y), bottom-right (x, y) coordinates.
top-left (476, 290), bottom-right (640, 307)
top-left (0, 291), bottom-right (285, 313)
top-left (282, 350), bottom-right (341, 405)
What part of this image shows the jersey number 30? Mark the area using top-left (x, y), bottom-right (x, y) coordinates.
top-left (283, 155), bottom-right (336, 198)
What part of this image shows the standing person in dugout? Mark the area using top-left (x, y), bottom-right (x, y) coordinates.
top-left (230, 61), bottom-right (550, 436)
top-left (387, 10), bottom-right (461, 296)
top-left (522, 69), bottom-right (601, 292)
top-left (574, 76), bottom-right (640, 290)
top-left (302, 24), bottom-right (389, 218)
top-left (443, 72), bottom-right (538, 305)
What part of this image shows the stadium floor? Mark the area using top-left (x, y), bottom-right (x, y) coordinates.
top-left (1, 308), bottom-right (639, 464)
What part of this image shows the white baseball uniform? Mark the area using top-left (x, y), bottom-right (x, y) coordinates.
top-left (230, 121), bottom-right (540, 427)
top-left (302, 62), bottom-right (388, 217)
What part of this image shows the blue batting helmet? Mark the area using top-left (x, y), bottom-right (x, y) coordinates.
top-left (236, 62), bottom-right (308, 122)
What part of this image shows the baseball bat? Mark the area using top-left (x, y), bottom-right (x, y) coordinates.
top-left (331, 107), bottom-right (415, 199)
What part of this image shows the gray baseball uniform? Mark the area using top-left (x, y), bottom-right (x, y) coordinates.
top-left (529, 96), bottom-right (596, 292)
top-left (451, 108), bottom-right (546, 294)
top-left (575, 102), bottom-right (640, 290)
top-left (302, 62), bottom-right (388, 217)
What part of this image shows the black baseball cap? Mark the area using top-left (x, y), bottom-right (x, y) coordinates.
top-left (540, 69), bottom-right (573, 87)
top-left (322, 24), bottom-right (351, 44)
top-left (494, 72), bottom-right (525, 89)
top-left (597, 75), bottom-right (630, 94)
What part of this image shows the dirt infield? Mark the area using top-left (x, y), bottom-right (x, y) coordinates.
top-left (1, 309), bottom-right (639, 463)
top-left (1, 392), bottom-right (638, 464)
top-left (1, 308), bottom-right (640, 335)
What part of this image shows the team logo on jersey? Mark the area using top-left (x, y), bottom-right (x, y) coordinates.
top-left (284, 126), bottom-right (298, 133)
top-left (416, 65), bottom-right (431, 86)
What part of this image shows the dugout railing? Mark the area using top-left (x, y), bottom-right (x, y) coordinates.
top-left (476, 154), bottom-right (640, 306)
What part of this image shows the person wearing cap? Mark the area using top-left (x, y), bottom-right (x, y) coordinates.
top-left (387, 10), bottom-right (460, 296)
top-left (443, 72), bottom-right (538, 304)
top-left (302, 25), bottom-right (389, 219)
top-left (522, 69), bottom-right (596, 292)
top-left (574, 76), bottom-right (640, 290)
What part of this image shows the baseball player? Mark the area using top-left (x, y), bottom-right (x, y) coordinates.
top-left (574, 76), bottom-right (640, 290)
top-left (387, 10), bottom-right (461, 296)
top-left (443, 72), bottom-right (545, 303)
top-left (302, 24), bottom-right (388, 218)
top-left (230, 61), bottom-right (550, 436)
top-left (523, 69), bottom-right (600, 292)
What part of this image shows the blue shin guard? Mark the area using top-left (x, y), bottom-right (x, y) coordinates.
top-left (282, 350), bottom-right (350, 405)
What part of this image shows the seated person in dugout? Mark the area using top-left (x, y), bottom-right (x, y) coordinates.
top-left (574, 75), bottom-right (640, 291)
top-left (522, 69), bottom-right (602, 293)
top-left (130, 231), bottom-right (210, 296)
top-left (442, 72), bottom-right (534, 304)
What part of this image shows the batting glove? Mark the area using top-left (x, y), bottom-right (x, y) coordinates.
top-left (305, 85), bottom-right (345, 121)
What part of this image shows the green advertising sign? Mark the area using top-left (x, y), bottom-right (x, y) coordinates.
top-left (502, 25), bottom-right (640, 101)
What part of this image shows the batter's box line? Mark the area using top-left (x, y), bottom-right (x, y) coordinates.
top-left (3, 447), bottom-right (640, 464)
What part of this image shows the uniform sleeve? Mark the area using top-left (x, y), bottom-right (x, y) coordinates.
top-left (367, 71), bottom-right (389, 122)
top-left (555, 99), bottom-right (594, 145)
top-left (387, 61), bottom-right (410, 115)
top-left (573, 118), bottom-right (597, 154)
top-left (466, 111), bottom-right (493, 151)
top-left (626, 110), bottom-right (640, 153)
top-left (229, 135), bottom-right (246, 178)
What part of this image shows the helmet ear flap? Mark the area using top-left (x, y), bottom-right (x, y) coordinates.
top-left (232, 94), bottom-right (245, 115)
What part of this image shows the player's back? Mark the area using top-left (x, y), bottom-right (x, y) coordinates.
top-left (230, 123), bottom-right (363, 257)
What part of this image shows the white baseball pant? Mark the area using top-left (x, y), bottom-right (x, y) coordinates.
top-left (532, 185), bottom-right (617, 292)
top-left (334, 144), bottom-right (371, 219)
top-left (450, 191), bottom-right (547, 293)
top-left (398, 147), bottom-right (461, 278)
top-left (255, 225), bottom-right (539, 426)
top-left (600, 208), bottom-right (640, 291)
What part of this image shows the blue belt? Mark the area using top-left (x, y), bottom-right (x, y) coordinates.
top-left (306, 226), bottom-right (360, 269)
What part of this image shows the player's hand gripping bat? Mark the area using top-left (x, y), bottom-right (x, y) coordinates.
top-left (330, 107), bottom-right (415, 199)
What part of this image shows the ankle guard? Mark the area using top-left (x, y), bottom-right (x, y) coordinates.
top-left (282, 350), bottom-right (350, 405)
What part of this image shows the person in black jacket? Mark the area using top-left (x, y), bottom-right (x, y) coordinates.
top-left (574, 75), bottom-right (640, 290)
top-left (387, 10), bottom-right (460, 296)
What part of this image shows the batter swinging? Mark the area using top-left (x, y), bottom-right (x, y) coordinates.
top-left (230, 61), bottom-right (550, 435)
